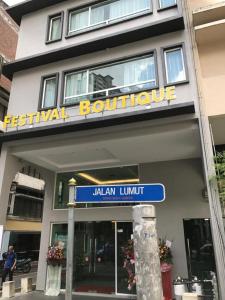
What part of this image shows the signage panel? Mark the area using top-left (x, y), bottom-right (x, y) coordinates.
top-left (75, 184), bottom-right (165, 203)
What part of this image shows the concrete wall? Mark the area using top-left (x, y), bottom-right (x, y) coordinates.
top-left (140, 158), bottom-right (210, 278)
top-left (197, 40), bottom-right (225, 117)
top-left (16, 0), bottom-right (179, 59)
top-left (36, 158), bottom-right (209, 290)
top-left (7, 30), bottom-right (198, 132)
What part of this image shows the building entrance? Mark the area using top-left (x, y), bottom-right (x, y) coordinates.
top-left (74, 221), bottom-right (115, 294)
top-left (71, 221), bottom-right (134, 295)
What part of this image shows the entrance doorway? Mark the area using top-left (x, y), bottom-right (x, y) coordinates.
top-left (74, 222), bottom-right (115, 294)
top-left (52, 221), bottom-right (134, 295)
top-left (71, 221), bottom-right (134, 295)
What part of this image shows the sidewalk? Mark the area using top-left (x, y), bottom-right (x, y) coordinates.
top-left (4, 291), bottom-right (134, 300)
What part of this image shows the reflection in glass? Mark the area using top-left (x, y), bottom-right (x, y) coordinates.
top-left (117, 222), bottom-right (136, 294)
top-left (89, 55), bottom-right (156, 94)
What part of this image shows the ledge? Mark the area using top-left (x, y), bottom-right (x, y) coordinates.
top-left (0, 101), bottom-right (195, 144)
top-left (6, 0), bottom-right (69, 25)
top-left (2, 15), bottom-right (184, 80)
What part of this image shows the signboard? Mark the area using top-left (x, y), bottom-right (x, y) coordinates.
top-left (75, 184), bottom-right (165, 203)
top-left (2, 86), bottom-right (176, 129)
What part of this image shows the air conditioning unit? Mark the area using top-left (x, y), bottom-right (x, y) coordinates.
top-left (0, 121), bottom-right (5, 133)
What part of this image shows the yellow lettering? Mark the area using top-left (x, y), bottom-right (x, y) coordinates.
top-left (119, 95), bottom-right (129, 108)
top-left (18, 114), bottom-right (26, 126)
top-left (80, 101), bottom-right (91, 116)
top-left (130, 94), bottom-right (136, 107)
top-left (166, 86), bottom-right (176, 101)
top-left (49, 109), bottom-right (60, 121)
top-left (136, 92), bottom-right (151, 105)
top-left (36, 112), bottom-right (41, 123)
top-left (105, 98), bottom-right (118, 111)
top-left (27, 113), bottom-right (36, 125)
top-left (152, 88), bottom-right (165, 103)
top-left (3, 115), bottom-right (11, 128)
top-left (92, 100), bottom-right (104, 113)
top-left (11, 116), bottom-right (18, 127)
top-left (61, 107), bottom-right (69, 119)
top-left (41, 110), bottom-right (51, 122)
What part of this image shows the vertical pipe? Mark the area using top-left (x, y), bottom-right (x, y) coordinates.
top-left (65, 178), bottom-right (76, 300)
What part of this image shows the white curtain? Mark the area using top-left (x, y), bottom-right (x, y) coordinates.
top-left (70, 10), bottom-right (89, 32)
top-left (166, 49), bottom-right (185, 83)
top-left (65, 72), bottom-right (87, 103)
top-left (43, 78), bottom-right (56, 108)
top-left (109, 0), bottom-right (150, 19)
top-left (91, 4), bottom-right (106, 25)
top-left (123, 56), bottom-right (155, 87)
top-left (50, 18), bottom-right (61, 40)
top-left (160, 0), bottom-right (176, 8)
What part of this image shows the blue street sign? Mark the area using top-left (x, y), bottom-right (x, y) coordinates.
top-left (75, 184), bottom-right (165, 203)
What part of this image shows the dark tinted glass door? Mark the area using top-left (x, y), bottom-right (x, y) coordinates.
top-left (183, 219), bottom-right (216, 279)
top-left (74, 221), bottom-right (115, 294)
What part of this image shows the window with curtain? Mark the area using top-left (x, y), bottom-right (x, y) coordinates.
top-left (68, 0), bottom-right (151, 34)
top-left (164, 47), bottom-right (186, 84)
top-left (48, 14), bottom-right (62, 41)
top-left (42, 76), bottom-right (57, 108)
top-left (64, 72), bottom-right (87, 104)
top-left (63, 54), bottom-right (156, 105)
top-left (159, 0), bottom-right (176, 9)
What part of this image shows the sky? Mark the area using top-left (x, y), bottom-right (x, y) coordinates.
top-left (4, 0), bottom-right (25, 6)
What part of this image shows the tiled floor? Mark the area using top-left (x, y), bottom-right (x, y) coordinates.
top-left (8, 291), bottom-right (135, 300)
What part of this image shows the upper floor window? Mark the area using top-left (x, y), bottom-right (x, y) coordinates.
top-left (47, 13), bottom-right (63, 43)
top-left (159, 0), bottom-right (177, 9)
top-left (68, 0), bottom-right (151, 35)
top-left (164, 47), bottom-right (186, 84)
top-left (40, 74), bottom-right (58, 109)
top-left (63, 54), bottom-right (157, 105)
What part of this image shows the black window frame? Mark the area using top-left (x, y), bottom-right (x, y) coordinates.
top-left (161, 43), bottom-right (189, 87)
top-left (60, 50), bottom-right (159, 108)
top-left (38, 73), bottom-right (59, 111)
top-left (46, 12), bottom-right (64, 44)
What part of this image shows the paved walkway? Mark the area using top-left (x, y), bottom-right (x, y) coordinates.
top-left (5, 291), bottom-right (135, 300)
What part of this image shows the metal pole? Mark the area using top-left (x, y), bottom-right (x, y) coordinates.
top-left (65, 178), bottom-right (76, 300)
top-left (133, 205), bottom-right (163, 300)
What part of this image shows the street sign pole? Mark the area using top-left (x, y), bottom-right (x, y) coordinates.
top-left (65, 178), bottom-right (76, 300)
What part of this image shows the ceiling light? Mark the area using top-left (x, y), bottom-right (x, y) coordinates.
top-left (77, 172), bottom-right (139, 185)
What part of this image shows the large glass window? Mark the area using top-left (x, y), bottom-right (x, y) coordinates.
top-left (47, 14), bottom-right (63, 42)
top-left (68, 0), bottom-right (151, 34)
top-left (63, 55), bottom-right (156, 105)
top-left (164, 47), bottom-right (186, 84)
top-left (54, 166), bottom-right (139, 209)
top-left (41, 75), bottom-right (58, 108)
top-left (159, 0), bottom-right (176, 9)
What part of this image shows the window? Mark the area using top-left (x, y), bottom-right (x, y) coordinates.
top-left (47, 13), bottom-right (63, 42)
top-left (159, 0), bottom-right (176, 9)
top-left (164, 47), bottom-right (186, 84)
top-left (68, 0), bottom-right (151, 34)
top-left (63, 54), bottom-right (156, 105)
top-left (40, 75), bottom-right (58, 109)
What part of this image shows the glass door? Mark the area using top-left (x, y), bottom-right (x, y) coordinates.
top-left (74, 221), bottom-right (115, 294)
top-left (116, 222), bottom-right (136, 295)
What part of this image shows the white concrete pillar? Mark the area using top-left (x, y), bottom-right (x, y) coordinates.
top-left (2, 281), bottom-right (15, 298)
top-left (133, 205), bottom-right (163, 300)
top-left (21, 277), bottom-right (33, 293)
top-left (182, 293), bottom-right (198, 300)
